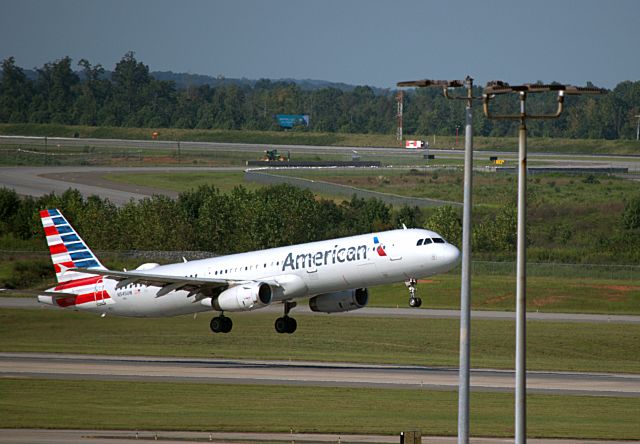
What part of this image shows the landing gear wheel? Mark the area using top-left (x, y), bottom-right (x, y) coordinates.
top-left (221, 316), bottom-right (233, 333)
top-left (405, 278), bottom-right (422, 308)
top-left (275, 316), bottom-right (297, 334)
top-left (285, 317), bottom-right (297, 334)
top-left (210, 315), bottom-right (233, 333)
top-left (275, 317), bottom-right (287, 333)
top-left (275, 301), bottom-right (298, 334)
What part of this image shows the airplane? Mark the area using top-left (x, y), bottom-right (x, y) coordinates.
top-left (33, 208), bottom-right (460, 334)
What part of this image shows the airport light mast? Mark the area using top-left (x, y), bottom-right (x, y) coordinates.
top-left (482, 82), bottom-right (605, 444)
top-left (397, 76), bottom-right (479, 444)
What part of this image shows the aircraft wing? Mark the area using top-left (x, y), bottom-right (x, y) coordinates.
top-left (71, 267), bottom-right (249, 299)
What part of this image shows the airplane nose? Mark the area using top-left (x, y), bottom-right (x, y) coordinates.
top-left (445, 244), bottom-right (461, 266)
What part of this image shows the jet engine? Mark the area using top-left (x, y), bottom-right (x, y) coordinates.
top-left (212, 282), bottom-right (272, 312)
top-left (308, 288), bottom-right (369, 313)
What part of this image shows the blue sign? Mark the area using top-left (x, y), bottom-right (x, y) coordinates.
top-left (276, 114), bottom-right (310, 129)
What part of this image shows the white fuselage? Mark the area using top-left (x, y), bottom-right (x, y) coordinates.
top-left (42, 228), bottom-right (460, 317)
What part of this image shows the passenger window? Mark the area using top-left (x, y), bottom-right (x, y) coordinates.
top-left (416, 239), bottom-right (424, 246)
top-left (433, 238), bottom-right (445, 244)
top-left (424, 238), bottom-right (432, 244)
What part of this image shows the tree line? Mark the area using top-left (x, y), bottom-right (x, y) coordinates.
top-left (1, 53), bottom-right (639, 139)
top-left (0, 184), bottom-right (520, 257)
top-left (2, 183), bottom-right (639, 264)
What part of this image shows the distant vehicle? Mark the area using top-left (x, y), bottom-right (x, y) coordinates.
top-left (405, 140), bottom-right (428, 149)
top-left (261, 149), bottom-right (289, 161)
top-left (27, 210), bottom-right (459, 334)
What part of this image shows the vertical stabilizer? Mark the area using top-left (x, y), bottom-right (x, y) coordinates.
top-left (39, 209), bottom-right (106, 283)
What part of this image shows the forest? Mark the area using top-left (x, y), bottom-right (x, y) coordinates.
top-left (1, 52), bottom-right (640, 139)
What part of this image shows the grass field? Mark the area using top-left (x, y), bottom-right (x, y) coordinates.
top-left (1, 378), bottom-right (638, 439)
top-left (1, 309), bottom-right (638, 373)
top-left (105, 171), bottom-right (262, 194)
top-left (370, 273), bottom-right (640, 314)
top-left (269, 168), bottom-right (638, 209)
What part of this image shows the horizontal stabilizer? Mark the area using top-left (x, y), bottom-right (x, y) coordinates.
top-left (0, 288), bottom-right (78, 298)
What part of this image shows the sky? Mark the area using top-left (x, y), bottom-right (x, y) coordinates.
top-left (0, 0), bottom-right (637, 90)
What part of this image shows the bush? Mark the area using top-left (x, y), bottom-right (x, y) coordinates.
top-left (2, 259), bottom-right (54, 289)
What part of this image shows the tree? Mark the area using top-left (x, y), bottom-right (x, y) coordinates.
top-left (74, 59), bottom-right (107, 125)
top-left (33, 57), bottom-right (79, 124)
top-left (109, 51), bottom-right (152, 125)
top-left (0, 57), bottom-right (33, 122)
top-left (425, 205), bottom-right (461, 247)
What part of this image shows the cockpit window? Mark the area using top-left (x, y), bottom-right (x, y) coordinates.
top-left (423, 238), bottom-right (432, 244)
top-left (432, 237), bottom-right (445, 244)
top-left (416, 239), bottom-right (424, 246)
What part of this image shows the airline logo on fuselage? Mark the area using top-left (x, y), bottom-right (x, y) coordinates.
top-left (282, 244), bottom-right (368, 271)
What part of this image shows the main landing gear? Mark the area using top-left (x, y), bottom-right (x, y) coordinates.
top-left (210, 313), bottom-right (233, 333)
top-left (275, 301), bottom-right (297, 334)
top-left (405, 278), bottom-right (423, 308)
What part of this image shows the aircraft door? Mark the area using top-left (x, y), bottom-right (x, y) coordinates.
top-left (94, 279), bottom-right (106, 306)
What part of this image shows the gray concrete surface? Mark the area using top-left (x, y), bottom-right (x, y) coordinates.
top-left (1, 429), bottom-right (638, 444)
top-left (1, 352), bottom-right (638, 397)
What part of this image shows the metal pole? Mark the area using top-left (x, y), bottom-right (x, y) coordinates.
top-left (515, 91), bottom-right (527, 444)
top-left (635, 115), bottom-right (640, 141)
top-left (457, 76), bottom-right (474, 444)
top-left (481, 82), bottom-right (603, 444)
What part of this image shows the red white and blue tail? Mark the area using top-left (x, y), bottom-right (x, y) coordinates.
top-left (39, 209), bottom-right (106, 283)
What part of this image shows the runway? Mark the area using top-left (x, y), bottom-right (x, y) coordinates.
top-left (1, 135), bottom-right (640, 206)
top-left (3, 297), bottom-right (639, 324)
top-left (2, 135), bottom-right (640, 166)
top-left (2, 429), bottom-right (639, 444)
top-left (2, 352), bottom-right (639, 397)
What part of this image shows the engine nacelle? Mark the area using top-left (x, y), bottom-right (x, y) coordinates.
top-left (212, 282), bottom-right (272, 312)
top-left (308, 288), bottom-right (369, 313)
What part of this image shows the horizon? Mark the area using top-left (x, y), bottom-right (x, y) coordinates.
top-left (1, 0), bottom-right (638, 90)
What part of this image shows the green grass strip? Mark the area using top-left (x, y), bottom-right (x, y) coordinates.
top-left (0, 378), bottom-right (638, 439)
top-left (1, 309), bottom-right (638, 373)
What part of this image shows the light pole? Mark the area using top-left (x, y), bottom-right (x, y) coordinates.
top-left (455, 125), bottom-right (460, 148)
top-left (482, 82), bottom-right (605, 444)
top-left (397, 77), bottom-right (478, 444)
top-left (635, 115), bottom-right (640, 141)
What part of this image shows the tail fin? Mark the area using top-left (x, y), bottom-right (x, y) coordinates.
top-left (39, 209), bottom-right (106, 283)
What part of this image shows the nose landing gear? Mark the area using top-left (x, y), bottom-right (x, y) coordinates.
top-left (405, 278), bottom-right (422, 308)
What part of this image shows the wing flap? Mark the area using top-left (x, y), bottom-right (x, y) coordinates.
top-left (71, 267), bottom-right (235, 298)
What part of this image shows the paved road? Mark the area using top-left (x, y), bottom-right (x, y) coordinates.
top-left (2, 352), bottom-right (638, 397)
top-left (2, 135), bottom-right (640, 166)
top-left (3, 297), bottom-right (639, 324)
top-left (0, 166), bottom-right (243, 205)
top-left (1, 135), bottom-right (640, 206)
top-left (2, 429), bottom-right (638, 444)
